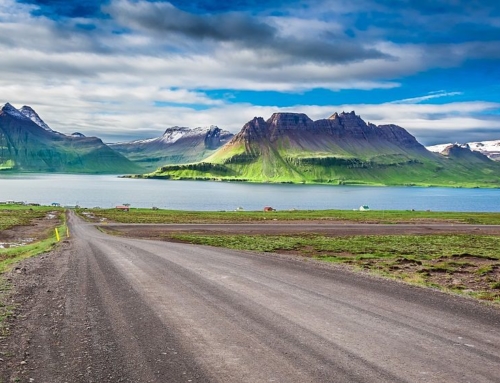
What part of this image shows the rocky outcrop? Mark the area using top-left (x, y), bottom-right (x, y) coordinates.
top-left (440, 144), bottom-right (470, 156)
top-left (204, 126), bottom-right (232, 149)
top-left (377, 124), bottom-right (423, 150)
top-left (230, 117), bottom-right (267, 144)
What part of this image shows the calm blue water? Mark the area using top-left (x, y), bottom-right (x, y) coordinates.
top-left (0, 174), bottom-right (499, 212)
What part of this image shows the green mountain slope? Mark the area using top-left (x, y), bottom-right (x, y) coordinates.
top-left (143, 112), bottom-right (500, 188)
top-left (0, 103), bottom-right (142, 174)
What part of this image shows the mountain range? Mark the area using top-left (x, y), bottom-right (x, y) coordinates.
top-left (2, 102), bottom-right (500, 188)
top-left (0, 103), bottom-right (140, 173)
top-left (427, 141), bottom-right (500, 161)
top-left (110, 126), bottom-right (233, 171)
top-left (144, 111), bottom-right (500, 188)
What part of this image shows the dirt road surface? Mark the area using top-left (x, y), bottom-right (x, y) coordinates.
top-left (1, 212), bottom-right (499, 382)
top-left (102, 221), bottom-right (500, 238)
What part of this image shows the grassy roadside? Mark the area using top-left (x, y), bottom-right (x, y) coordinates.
top-left (0, 205), bottom-right (67, 330)
top-left (0, 204), bottom-right (58, 231)
top-left (0, 205), bottom-right (66, 272)
top-left (78, 207), bottom-right (500, 225)
top-left (0, 221), bottom-right (67, 273)
top-left (168, 233), bottom-right (500, 304)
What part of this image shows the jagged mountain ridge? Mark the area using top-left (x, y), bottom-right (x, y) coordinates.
top-left (0, 103), bottom-right (141, 173)
top-left (111, 125), bottom-right (233, 171)
top-left (213, 111), bottom-right (431, 162)
top-left (146, 111), bottom-right (500, 187)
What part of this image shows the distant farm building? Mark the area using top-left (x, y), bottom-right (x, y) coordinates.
top-left (359, 205), bottom-right (370, 211)
top-left (263, 206), bottom-right (275, 212)
top-left (116, 205), bottom-right (130, 211)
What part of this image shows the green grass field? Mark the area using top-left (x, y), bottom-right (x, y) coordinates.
top-left (79, 207), bottom-right (500, 225)
top-left (0, 204), bottom-right (58, 230)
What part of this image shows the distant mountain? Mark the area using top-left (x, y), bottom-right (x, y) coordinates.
top-left (427, 141), bottom-right (500, 161)
top-left (0, 103), bottom-right (142, 174)
top-left (111, 126), bottom-right (233, 171)
top-left (143, 111), bottom-right (500, 188)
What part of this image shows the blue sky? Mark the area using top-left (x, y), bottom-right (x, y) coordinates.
top-left (1, 0), bottom-right (500, 144)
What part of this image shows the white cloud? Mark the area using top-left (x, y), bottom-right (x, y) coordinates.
top-left (391, 91), bottom-right (463, 104)
top-left (0, 0), bottom-right (499, 147)
top-left (8, 99), bottom-right (496, 146)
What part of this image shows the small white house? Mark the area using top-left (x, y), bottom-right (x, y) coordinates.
top-left (359, 205), bottom-right (370, 211)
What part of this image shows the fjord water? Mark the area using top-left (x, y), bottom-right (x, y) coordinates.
top-left (1, 174), bottom-right (499, 212)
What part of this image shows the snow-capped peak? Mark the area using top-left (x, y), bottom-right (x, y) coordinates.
top-left (19, 105), bottom-right (54, 132)
top-left (160, 126), bottom-right (218, 144)
top-left (111, 125), bottom-right (229, 147)
top-left (427, 140), bottom-right (500, 160)
top-left (467, 140), bottom-right (500, 152)
top-left (426, 143), bottom-right (452, 153)
top-left (160, 126), bottom-right (191, 144)
top-left (1, 103), bottom-right (30, 120)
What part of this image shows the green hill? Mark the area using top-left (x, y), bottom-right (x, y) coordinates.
top-left (0, 103), bottom-right (142, 174)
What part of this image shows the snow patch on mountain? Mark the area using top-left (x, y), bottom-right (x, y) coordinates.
top-left (160, 127), bottom-right (190, 144)
top-left (113, 126), bottom-right (227, 146)
top-left (118, 137), bottom-right (156, 145)
top-left (426, 143), bottom-right (453, 153)
top-left (163, 126), bottom-right (220, 142)
top-left (1, 103), bottom-right (30, 120)
top-left (468, 140), bottom-right (500, 152)
top-left (427, 140), bottom-right (500, 160)
top-left (19, 105), bottom-right (54, 132)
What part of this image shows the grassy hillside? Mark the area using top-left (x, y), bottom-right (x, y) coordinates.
top-left (113, 144), bottom-right (223, 172)
top-left (143, 148), bottom-right (500, 188)
top-left (0, 107), bottom-right (142, 174)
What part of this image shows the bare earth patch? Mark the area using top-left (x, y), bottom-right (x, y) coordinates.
top-left (0, 211), bottom-right (60, 249)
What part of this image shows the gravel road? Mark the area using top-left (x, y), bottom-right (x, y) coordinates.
top-left (1, 211), bottom-right (499, 382)
top-left (103, 221), bottom-right (500, 237)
